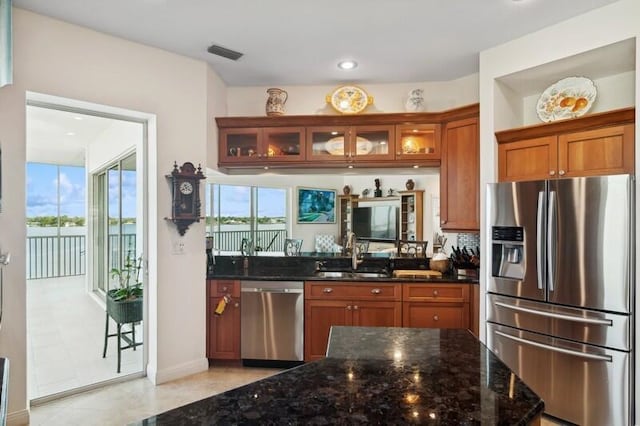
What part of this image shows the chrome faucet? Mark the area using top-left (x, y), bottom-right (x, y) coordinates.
top-left (347, 232), bottom-right (363, 270)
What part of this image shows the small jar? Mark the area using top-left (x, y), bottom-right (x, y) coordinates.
top-left (405, 179), bottom-right (415, 190)
top-left (343, 185), bottom-right (351, 195)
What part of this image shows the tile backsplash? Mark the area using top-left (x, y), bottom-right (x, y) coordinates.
top-left (457, 232), bottom-right (480, 249)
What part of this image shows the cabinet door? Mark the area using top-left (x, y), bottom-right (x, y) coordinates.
top-left (306, 126), bottom-right (350, 162)
top-left (403, 302), bottom-right (469, 329)
top-left (352, 301), bottom-right (402, 327)
top-left (395, 124), bottom-right (441, 160)
top-left (399, 191), bottom-right (424, 241)
top-left (208, 298), bottom-right (241, 359)
top-left (558, 124), bottom-right (634, 177)
top-left (352, 125), bottom-right (395, 161)
top-left (498, 136), bottom-right (558, 182)
top-left (304, 299), bottom-right (351, 361)
top-left (219, 128), bottom-right (262, 164)
top-left (262, 127), bottom-right (305, 162)
top-left (441, 117), bottom-right (479, 231)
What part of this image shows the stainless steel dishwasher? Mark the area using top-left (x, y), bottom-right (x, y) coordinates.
top-left (240, 281), bottom-right (304, 367)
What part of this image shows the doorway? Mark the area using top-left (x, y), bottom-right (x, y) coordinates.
top-left (25, 100), bottom-right (147, 403)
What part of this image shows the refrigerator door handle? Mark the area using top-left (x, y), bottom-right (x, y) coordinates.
top-left (495, 330), bottom-right (613, 362)
top-left (536, 191), bottom-right (546, 290)
top-left (494, 301), bottom-right (613, 326)
top-left (547, 190), bottom-right (557, 292)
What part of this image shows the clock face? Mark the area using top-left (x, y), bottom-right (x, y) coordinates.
top-left (179, 181), bottom-right (194, 195)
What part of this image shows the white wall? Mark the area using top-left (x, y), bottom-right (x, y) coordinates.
top-left (0, 8), bottom-right (218, 423)
top-left (226, 73), bottom-right (479, 116)
top-left (479, 0), bottom-right (639, 420)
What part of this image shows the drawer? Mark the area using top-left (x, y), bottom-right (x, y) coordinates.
top-left (209, 280), bottom-right (239, 297)
top-left (402, 283), bottom-right (469, 303)
top-left (305, 282), bottom-right (401, 301)
top-left (403, 302), bottom-right (469, 328)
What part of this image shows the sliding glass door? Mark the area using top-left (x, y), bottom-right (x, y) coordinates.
top-left (93, 153), bottom-right (137, 293)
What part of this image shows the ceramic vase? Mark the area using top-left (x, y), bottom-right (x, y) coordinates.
top-left (405, 88), bottom-right (425, 112)
top-left (266, 88), bottom-right (288, 116)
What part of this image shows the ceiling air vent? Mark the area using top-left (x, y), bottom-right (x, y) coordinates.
top-left (206, 44), bottom-right (243, 61)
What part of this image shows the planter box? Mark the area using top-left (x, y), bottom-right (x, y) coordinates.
top-left (106, 289), bottom-right (143, 324)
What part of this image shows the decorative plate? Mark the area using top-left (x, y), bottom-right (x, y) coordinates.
top-left (326, 85), bottom-right (373, 114)
top-left (326, 136), bottom-right (372, 156)
top-left (536, 77), bottom-right (597, 123)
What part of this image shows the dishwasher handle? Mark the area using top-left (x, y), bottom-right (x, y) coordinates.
top-left (241, 287), bottom-right (303, 294)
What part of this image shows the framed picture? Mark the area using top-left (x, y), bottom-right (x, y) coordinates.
top-left (297, 187), bottom-right (336, 224)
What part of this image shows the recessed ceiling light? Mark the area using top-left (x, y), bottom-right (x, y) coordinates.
top-left (337, 60), bottom-right (357, 70)
top-left (73, 116), bottom-right (83, 120)
top-left (66, 132), bottom-right (75, 136)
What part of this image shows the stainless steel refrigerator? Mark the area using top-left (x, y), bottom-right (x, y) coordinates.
top-left (486, 174), bottom-right (634, 426)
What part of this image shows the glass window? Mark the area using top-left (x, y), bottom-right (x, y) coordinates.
top-left (206, 183), bottom-right (288, 254)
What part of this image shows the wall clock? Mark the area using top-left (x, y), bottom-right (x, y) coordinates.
top-left (166, 161), bottom-right (205, 236)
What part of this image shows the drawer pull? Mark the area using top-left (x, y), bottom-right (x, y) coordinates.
top-left (433, 315), bottom-right (439, 321)
top-left (323, 288), bottom-right (333, 294)
top-left (432, 290), bottom-right (439, 296)
top-left (371, 288), bottom-right (382, 295)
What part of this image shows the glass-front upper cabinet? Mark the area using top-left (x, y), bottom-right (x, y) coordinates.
top-left (306, 126), bottom-right (350, 162)
top-left (219, 127), bottom-right (305, 163)
top-left (395, 124), bottom-right (441, 160)
top-left (306, 125), bottom-right (394, 162)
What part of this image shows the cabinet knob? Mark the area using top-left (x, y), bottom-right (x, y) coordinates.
top-left (549, 170), bottom-right (556, 176)
top-left (559, 170), bottom-right (566, 176)
top-left (441, 220), bottom-right (447, 225)
top-left (397, 152), bottom-right (402, 156)
top-left (222, 286), bottom-right (228, 292)
top-left (346, 305), bottom-right (352, 310)
top-left (353, 305), bottom-right (359, 310)
top-left (433, 315), bottom-right (439, 321)
top-left (371, 288), bottom-right (381, 295)
top-left (433, 290), bottom-right (439, 296)
top-left (323, 288), bottom-right (333, 294)
top-left (234, 303), bottom-right (239, 308)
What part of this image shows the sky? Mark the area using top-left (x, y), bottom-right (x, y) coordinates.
top-left (209, 184), bottom-right (286, 217)
top-left (26, 163), bottom-right (137, 218)
top-left (27, 164), bottom-right (285, 220)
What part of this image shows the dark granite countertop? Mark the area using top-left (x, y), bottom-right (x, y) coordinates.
top-left (136, 327), bottom-right (542, 425)
top-left (209, 254), bottom-right (478, 284)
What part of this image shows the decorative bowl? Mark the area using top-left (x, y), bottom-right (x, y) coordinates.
top-left (429, 258), bottom-right (450, 274)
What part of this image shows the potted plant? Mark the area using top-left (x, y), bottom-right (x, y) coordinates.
top-left (106, 251), bottom-right (143, 324)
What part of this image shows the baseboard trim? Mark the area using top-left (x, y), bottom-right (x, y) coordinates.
top-left (148, 357), bottom-right (208, 385)
top-left (7, 409), bottom-right (29, 426)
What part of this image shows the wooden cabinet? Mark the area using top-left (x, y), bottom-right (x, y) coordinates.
top-left (337, 194), bottom-right (360, 244)
top-left (219, 127), bottom-right (305, 165)
top-left (304, 281), bottom-right (402, 361)
top-left (402, 283), bottom-right (470, 329)
top-left (306, 125), bottom-right (395, 163)
top-left (395, 124), bottom-right (441, 161)
top-left (206, 279), bottom-right (241, 360)
top-left (215, 104), bottom-right (479, 170)
top-left (497, 107), bottom-right (635, 182)
top-left (440, 116), bottom-right (479, 231)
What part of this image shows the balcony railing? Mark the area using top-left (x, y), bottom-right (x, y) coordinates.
top-left (27, 229), bottom-right (286, 280)
top-left (208, 229), bottom-right (288, 253)
top-left (27, 235), bottom-right (86, 280)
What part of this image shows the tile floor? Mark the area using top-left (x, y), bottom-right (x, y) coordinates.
top-left (29, 364), bottom-right (281, 425)
top-left (27, 276), bottom-right (143, 400)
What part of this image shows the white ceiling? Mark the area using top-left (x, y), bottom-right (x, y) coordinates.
top-left (14, 0), bottom-right (620, 86)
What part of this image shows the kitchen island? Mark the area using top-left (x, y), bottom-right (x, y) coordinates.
top-left (137, 327), bottom-right (543, 425)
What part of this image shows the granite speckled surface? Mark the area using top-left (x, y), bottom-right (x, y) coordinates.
top-left (136, 327), bottom-right (542, 425)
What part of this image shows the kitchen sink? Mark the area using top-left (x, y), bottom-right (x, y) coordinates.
top-left (313, 271), bottom-right (390, 279)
